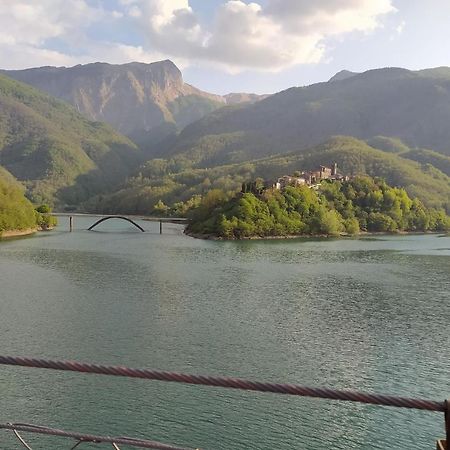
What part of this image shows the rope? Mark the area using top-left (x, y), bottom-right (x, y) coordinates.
top-left (0, 423), bottom-right (195, 450)
top-left (0, 355), bottom-right (445, 412)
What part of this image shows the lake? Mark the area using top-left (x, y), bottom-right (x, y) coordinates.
top-left (0, 216), bottom-right (449, 449)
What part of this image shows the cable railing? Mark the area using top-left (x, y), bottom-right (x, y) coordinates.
top-left (0, 423), bottom-right (195, 450)
top-left (0, 355), bottom-right (448, 449)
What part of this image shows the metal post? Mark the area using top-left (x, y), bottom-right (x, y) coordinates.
top-left (159, 220), bottom-right (162, 234)
top-left (445, 400), bottom-right (450, 450)
top-left (69, 216), bottom-right (73, 232)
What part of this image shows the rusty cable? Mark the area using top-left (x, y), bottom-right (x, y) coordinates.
top-left (0, 355), bottom-right (444, 412)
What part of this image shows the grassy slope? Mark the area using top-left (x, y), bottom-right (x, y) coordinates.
top-left (0, 74), bottom-right (141, 206)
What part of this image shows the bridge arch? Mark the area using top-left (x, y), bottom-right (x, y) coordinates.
top-left (88, 216), bottom-right (145, 232)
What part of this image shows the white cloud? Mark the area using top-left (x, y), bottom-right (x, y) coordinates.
top-left (123, 0), bottom-right (396, 71)
top-left (0, 44), bottom-right (79, 69)
top-left (0, 1), bottom-right (101, 46)
top-left (0, 0), bottom-right (396, 71)
top-left (0, 0), bottom-right (104, 68)
top-left (396, 20), bottom-right (406, 35)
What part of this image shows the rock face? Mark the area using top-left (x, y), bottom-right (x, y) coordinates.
top-left (2, 60), bottom-right (225, 145)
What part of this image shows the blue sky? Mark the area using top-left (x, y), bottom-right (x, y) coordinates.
top-left (0, 0), bottom-right (449, 94)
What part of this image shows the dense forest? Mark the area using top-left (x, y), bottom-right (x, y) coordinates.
top-left (0, 74), bottom-right (141, 207)
top-left (86, 136), bottom-right (450, 215)
top-left (0, 174), bottom-right (56, 236)
top-left (186, 176), bottom-right (450, 239)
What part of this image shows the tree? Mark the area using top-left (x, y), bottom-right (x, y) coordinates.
top-left (153, 200), bottom-right (169, 215)
top-left (367, 212), bottom-right (397, 232)
top-left (0, 179), bottom-right (38, 233)
top-left (35, 204), bottom-right (51, 214)
top-left (344, 217), bottom-right (360, 235)
top-left (318, 210), bottom-right (344, 236)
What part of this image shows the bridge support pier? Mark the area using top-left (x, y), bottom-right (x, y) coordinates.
top-left (160, 221), bottom-right (162, 234)
top-left (69, 216), bottom-right (73, 232)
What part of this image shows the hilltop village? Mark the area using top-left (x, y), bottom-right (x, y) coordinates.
top-left (241, 163), bottom-right (349, 195)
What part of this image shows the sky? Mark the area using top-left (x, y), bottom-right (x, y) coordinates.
top-left (0, 0), bottom-right (450, 94)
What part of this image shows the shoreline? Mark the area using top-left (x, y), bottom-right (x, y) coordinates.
top-left (184, 229), bottom-right (443, 241)
top-left (0, 225), bottom-right (55, 240)
top-left (0, 228), bottom-right (37, 239)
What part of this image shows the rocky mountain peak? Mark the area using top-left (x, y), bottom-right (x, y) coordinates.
top-left (1, 60), bottom-right (223, 145)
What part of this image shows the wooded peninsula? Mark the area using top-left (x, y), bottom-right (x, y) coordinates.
top-left (186, 176), bottom-right (450, 239)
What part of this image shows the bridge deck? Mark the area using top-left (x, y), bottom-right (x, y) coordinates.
top-left (52, 213), bottom-right (188, 223)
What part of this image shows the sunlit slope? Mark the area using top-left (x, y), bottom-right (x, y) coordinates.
top-left (2, 61), bottom-right (225, 151)
top-left (0, 74), bottom-right (141, 206)
top-left (166, 67), bottom-right (450, 167)
top-left (87, 136), bottom-right (450, 214)
top-left (0, 168), bottom-right (38, 233)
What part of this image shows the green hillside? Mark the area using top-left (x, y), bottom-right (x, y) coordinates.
top-left (0, 170), bottom-right (38, 234)
top-left (0, 74), bottom-right (141, 206)
top-left (85, 136), bottom-right (450, 215)
top-left (162, 67), bottom-right (450, 168)
top-left (0, 165), bottom-right (21, 187)
top-left (186, 176), bottom-right (449, 239)
top-left (401, 149), bottom-right (450, 177)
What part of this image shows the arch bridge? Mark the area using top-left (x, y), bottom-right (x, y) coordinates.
top-left (49, 213), bottom-right (188, 234)
top-left (88, 216), bottom-right (146, 232)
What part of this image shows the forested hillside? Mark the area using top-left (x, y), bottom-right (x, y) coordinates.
top-left (163, 67), bottom-right (450, 167)
top-left (85, 137), bottom-right (450, 215)
top-left (0, 169), bottom-right (55, 235)
top-left (186, 176), bottom-right (450, 239)
top-left (0, 74), bottom-right (141, 207)
top-left (187, 176), bottom-right (450, 239)
top-left (0, 177), bottom-right (36, 234)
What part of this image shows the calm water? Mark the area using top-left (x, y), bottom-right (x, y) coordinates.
top-left (0, 217), bottom-right (449, 449)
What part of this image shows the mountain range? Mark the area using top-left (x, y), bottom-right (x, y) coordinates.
top-left (1, 61), bottom-right (266, 151)
top-left (1, 61), bottom-right (450, 214)
top-left (162, 66), bottom-right (450, 170)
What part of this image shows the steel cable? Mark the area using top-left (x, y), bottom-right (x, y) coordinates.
top-left (0, 355), bottom-right (445, 412)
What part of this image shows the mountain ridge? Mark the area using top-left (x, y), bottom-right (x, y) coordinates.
top-left (160, 66), bottom-right (450, 170)
top-left (1, 60), bottom-right (225, 148)
top-left (1, 61), bottom-right (268, 150)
